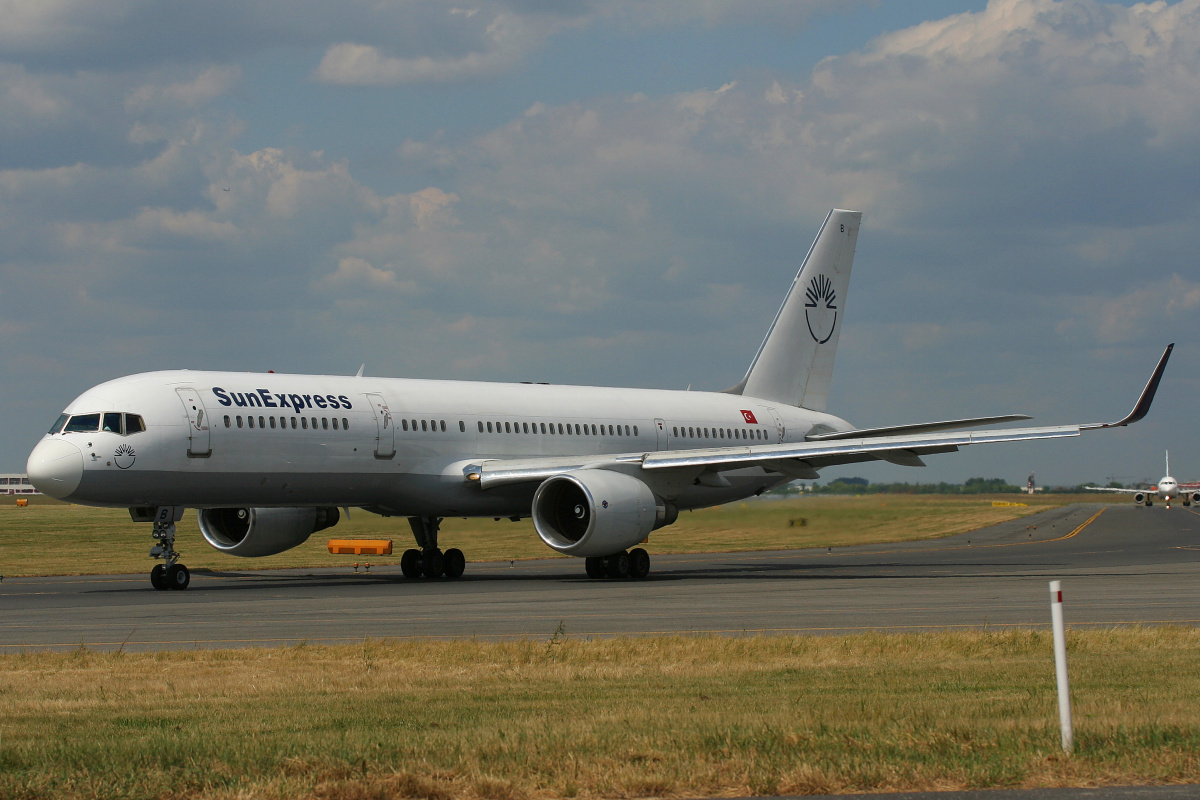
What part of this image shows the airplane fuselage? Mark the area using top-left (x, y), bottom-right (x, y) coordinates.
top-left (30, 370), bottom-right (854, 516)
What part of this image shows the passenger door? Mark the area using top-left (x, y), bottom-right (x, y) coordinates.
top-left (366, 392), bottom-right (396, 459)
top-left (175, 387), bottom-right (212, 457)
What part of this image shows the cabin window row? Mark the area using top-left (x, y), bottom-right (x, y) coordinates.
top-left (674, 426), bottom-right (765, 441)
top-left (477, 420), bottom-right (638, 437)
top-left (224, 415), bottom-right (349, 432)
top-left (400, 418), bottom-right (454, 433)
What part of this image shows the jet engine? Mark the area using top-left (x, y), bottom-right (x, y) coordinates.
top-left (1191, 492), bottom-right (1200, 504)
top-left (198, 507), bottom-right (340, 557)
top-left (1134, 492), bottom-right (1147, 505)
top-left (532, 470), bottom-right (676, 557)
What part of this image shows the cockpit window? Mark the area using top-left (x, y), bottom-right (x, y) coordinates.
top-left (103, 413), bottom-right (122, 433)
top-left (49, 413), bottom-right (69, 434)
top-left (64, 413), bottom-right (100, 433)
top-left (125, 414), bottom-right (146, 434)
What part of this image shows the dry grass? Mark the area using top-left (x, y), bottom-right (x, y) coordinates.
top-left (0, 494), bottom-right (1082, 577)
top-left (1, 628), bottom-right (1197, 799)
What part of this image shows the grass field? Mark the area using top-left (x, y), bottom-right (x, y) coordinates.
top-left (2, 628), bottom-right (1198, 799)
top-left (0, 494), bottom-right (1086, 577)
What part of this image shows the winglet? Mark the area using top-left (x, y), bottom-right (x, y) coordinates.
top-left (356, 364), bottom-right (365, 378)
top-left (1082, 343), bottom-right (1173, 430)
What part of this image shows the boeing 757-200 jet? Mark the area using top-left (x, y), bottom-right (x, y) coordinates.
top-left (26, 210), bottom-right (1173, 589)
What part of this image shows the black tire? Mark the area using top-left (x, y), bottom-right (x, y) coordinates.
top-left (443, 548), bottom-right (466, 579)
top-left (606, 552), bottom-right (631, 580)
top-left (400, 548), bottom-right (422, 579)
top-left (585, 557), bottom-right (606, 579)
top-left (628, 548), bottom-right (650, 580)
top-left (421, 548), bottom-right (445, 579)
top-left (166, 564), bottom-right (190, 590)
top-left (150, 564), bottom-right (168, 590)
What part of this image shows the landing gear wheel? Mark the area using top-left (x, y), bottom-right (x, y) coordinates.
top-left (606, 551), bottom-right (631, 579)
top-left (166, 564), bottom-right (190, 590)
top-left (585, 557), bottom-right (606, 579)
top-left (400, 549), bottom-right (422, 579)
top-left (421, 548), bottom-right (445, 578)
top-left (150, 564), bottom-right (168, 591)
top-left (443, 548), bottom-right (466, 580)
top-left (628, 548), bottom-right (651, 580)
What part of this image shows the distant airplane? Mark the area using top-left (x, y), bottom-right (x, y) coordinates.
top-left (26, 210), bottom-right (1174, 590)
top-left (1086, 451), bottom-right (1198, 508)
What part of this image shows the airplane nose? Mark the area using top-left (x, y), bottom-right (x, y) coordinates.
top-left (27, 439), bottom-right (84, 499)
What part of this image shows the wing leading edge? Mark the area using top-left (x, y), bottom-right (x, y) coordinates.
top-left (466, 344), bottom-right (1173, 490)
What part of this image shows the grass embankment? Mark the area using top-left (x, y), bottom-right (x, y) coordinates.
top-left (0, 494), bottom-right (1085, 577)
top-left (2, 628), bottom-right (1197, 799)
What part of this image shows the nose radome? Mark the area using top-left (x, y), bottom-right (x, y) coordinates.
top-left (27, 439), bottom-right (84, 499)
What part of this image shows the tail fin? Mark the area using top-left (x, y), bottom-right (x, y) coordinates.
top-left (727, 209), bottom-right (861, 411)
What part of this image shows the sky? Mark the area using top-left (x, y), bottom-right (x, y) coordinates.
top-left (3, 0), bottom-right (1199, 487)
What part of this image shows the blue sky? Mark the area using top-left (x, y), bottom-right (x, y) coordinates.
top-left (2, 0), bottom-right (1198, 487)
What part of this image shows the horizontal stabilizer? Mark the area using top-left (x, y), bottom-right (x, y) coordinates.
top-left (806, 415), bottom-right (1032, 441)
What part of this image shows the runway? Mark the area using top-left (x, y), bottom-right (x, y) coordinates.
top-left (3, 502), bottom-right (1200, 651)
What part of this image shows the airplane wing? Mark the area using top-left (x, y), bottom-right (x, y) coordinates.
top-left (1083, 486), bottom-right (1146, 494)
top-left (466, 343), bottom-right (1173, 490)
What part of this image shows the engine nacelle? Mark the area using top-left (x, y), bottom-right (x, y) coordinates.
top-left (1134, 492), bottom-right (1147, 505)
top-left (532, 470), bottom-right (674, 558)
top-left (1191, 492), bottom-right (1200, 504)
top-left (198, 507), bottom-right (340, 557)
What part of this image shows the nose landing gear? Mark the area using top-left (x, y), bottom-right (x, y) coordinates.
top-left (148, 507), bottom-right (190, 590)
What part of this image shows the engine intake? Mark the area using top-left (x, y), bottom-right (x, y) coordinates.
top-left (532, 470), bottom-right (674, 558)
top-left (198, 507), bottom-right (340, 557)
top-left (1134, 492), bottom-right (1147, 505)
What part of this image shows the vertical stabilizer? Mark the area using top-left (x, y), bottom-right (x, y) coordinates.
top-left (729, 209), bottom-right (861, 411)
top-left (1166, 450), bottom-right (1170, 477)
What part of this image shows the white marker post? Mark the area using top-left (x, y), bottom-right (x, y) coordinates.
top-left (1049, 580), bottom-right (1074, 754)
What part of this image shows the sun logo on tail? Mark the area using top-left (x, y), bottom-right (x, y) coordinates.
top-left (804, 274), bottom-right (838, 344)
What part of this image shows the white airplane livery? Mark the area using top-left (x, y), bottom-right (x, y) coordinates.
top-left (26, 210), bottom-right (1174, 590)
top-left (1086, 451), bottom-right (1198, 508)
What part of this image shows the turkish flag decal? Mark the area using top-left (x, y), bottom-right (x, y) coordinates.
top-left (740, 410), bottom-right (758, 424)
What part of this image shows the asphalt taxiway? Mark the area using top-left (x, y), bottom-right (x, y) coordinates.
top-left (3, 502), bottom-right (1199, 651)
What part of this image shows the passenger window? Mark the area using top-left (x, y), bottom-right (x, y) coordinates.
top-left (402, 419), bottom-right (409, 432)
top-left (460, 421), bottom-right (466, 432)
top-left (522, 422), bottom-right (529, 434)
top-left (672, 427), bottom-right (678, 436)
top-left (49, 413), bottom-right (69, 434)
top-left (311, 418), bottom-right (318, 429)
top-left (626, 425), bottom-right (631, 436)
top-left (270, 417), bottom-right (277, 429)
top-left (422, 420), bottom-right (428, 432)
top-left (477, 421), bottom-right (484, 433)
top-left (332, 418), bottom-right (339, 430)
top-left (292, 417), bottom-right (298, 429)
top-left (322, 418), bottom-right (329, 430)
top-left (633, 425), bottom-right (638, 436)
top-left (557, 423), bottom-right (564, 435)
top-left (608, 425), bottom-right (614, 436)
top-left (301, 418), bottom-right (308, 430)
top-left (487, 421), bottom-right (493, 433)
top-left (565, 424), bottom-right (572, 436)
top-left (102, 412), bottom-right (122, 433)
top-left (248, 416), bottom-right (255, 429)
top-left (440, 420), bottom-right (446, 432)
top-left (343, 418), bottom-right (349, 430)
top-left (237, 416), bottom-right (243, 428)
top-left (504, 422), bottom-right (511, 433)
top-left (224, 415), bottom-right (231, 428)
top-left (64, 414), bottom-right (100, 433)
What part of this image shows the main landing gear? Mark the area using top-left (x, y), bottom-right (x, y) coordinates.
top-left (400, 516), bottom-right (466, 580)
top-left (585, 548), bottom-right (651, 580)
top-left (149, 513), bottom-right (190, 591)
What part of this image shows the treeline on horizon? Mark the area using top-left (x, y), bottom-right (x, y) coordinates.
top-left (785, 477), bottom-right (1104, 495)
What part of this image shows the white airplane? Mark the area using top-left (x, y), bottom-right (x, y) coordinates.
top-left (1085, 451), bottom-right (1198, 508)
top-left (26, 210), bottom-right (1174, 590)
